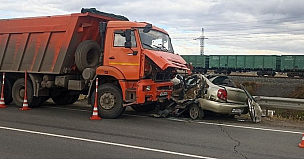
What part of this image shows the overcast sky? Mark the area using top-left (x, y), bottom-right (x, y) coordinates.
top-left (1, 0), bottom-right (304, 55)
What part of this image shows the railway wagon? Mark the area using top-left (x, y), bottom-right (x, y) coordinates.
top-left (281, 55), bottom-right (304, 77)
top-left (181, 55), bottom-right (280, 76)
top-left (181, 55), bottom-right (206, 73)
top-left (181, 54), bottom-right (304, 77)
top-left (208, 55), bottom-right (277, 75)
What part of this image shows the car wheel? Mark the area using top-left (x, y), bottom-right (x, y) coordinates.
top-left (189, 104), bottom-right (204, 120)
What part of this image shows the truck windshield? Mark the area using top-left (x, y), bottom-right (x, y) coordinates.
top-left (139, 29), bottom-right (174, 53)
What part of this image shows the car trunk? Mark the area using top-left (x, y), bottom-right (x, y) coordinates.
top-left (224, 86), bottom-right (247, 104)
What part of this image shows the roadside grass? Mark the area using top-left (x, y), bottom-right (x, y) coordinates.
top-left (273, 109), bottom-right (304, 121)
top-left (276, 85), bottom-right (304, 121)
top-left (234, 81), bottom-right (261, 95)
top-left (288, 85), bottom-right (304, 99)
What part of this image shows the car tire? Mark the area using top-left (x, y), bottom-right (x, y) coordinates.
top-left (189, 104), bottom-right (204, 120)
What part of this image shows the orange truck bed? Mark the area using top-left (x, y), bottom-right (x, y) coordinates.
top-left (0, 10), bottom-right (125, 74)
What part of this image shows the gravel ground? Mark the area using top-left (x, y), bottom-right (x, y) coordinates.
top-left (228, 76), bottom-right (304, 97)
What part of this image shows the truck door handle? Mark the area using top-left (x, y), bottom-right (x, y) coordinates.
top-left (109, 56), bottom-right (115, 59)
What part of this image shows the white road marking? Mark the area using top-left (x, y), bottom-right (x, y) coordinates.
top-left (0, 126), bottom-right (216, 159)
top-left (167, 118), bottom-right (187, 122)
top-left (167, 118), bottom-right (303, 135)
top-left (197, 121), bottom-right (303, 134)
top-left (41, 106), bottom-right (303, 135)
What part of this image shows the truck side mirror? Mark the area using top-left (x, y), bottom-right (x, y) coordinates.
top-left (143, 24), bottom-right (152, 33)
top-left (124, 29), bottom-right (132, 48)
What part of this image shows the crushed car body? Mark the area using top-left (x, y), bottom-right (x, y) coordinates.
top-left (152, 74), bottom-right (262, 123)
top-left (198, 75), bottom-right (249, 116)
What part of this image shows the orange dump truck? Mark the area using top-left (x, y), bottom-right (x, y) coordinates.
top-left (0, 8), bottom-right (188, 118)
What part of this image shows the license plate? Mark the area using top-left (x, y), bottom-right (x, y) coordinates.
top-left (231, 108), bottom-right (242, 113)
top-left (160, 92), bottom-right (168, 96)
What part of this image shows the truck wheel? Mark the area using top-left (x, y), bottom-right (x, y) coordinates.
top-left (189, 104), bottom-right (204, 120)
top-left (39, 96), bottom-right (49, 105)
top-left (69, 94), bottom-right (79, 104)
top-left (12, 78), bottom-right (42, 108)
top-left (75, 40), bottom-right (101, 72)
top-left (0, 77), bottom-right (13, 104)
top-left (91, 83), bottom-right (124, 118)
top-left (52, 92), bottom-right (72, 105)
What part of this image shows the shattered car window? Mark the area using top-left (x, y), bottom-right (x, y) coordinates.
top-left (210, 76), bottom-right (236, 87)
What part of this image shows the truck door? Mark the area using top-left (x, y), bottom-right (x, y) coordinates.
top-left (107, 29), bottom-right (140, 79)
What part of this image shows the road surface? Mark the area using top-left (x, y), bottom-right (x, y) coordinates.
top-left (0, 101), bottom-right (303, 159)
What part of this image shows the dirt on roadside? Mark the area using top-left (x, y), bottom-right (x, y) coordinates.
top-left (235, 114), bottom-right (304, 130)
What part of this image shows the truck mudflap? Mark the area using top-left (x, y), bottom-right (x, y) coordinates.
top-left (120, 79), bottom-right (173, 105)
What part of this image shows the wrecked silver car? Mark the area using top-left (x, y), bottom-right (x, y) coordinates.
top-left (196, 75), bottom-right (249, 117)
top-left (163, 74), bottom-right (262, 122)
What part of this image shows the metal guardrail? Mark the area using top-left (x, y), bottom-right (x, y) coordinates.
top-left (253, 96), bottom-right (304, 111)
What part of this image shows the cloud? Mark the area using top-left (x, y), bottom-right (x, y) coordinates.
top-left (0, 0), bottom-right (303, 55)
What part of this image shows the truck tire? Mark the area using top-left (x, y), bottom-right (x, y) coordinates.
top-left (12, 78), bottom-right (42, 108)
top-left (39, 96), bottom-right (49, 105)
top-left (52, 92), bottom-right (73, 105)
top-left (0, 77), bottom-right (13, 104)
top-left (69, 94), bottom-right (79, 104)
top-left (75, 40), bottom-right (101, 72)
top-left (91, 83), bottom-right (124, 118)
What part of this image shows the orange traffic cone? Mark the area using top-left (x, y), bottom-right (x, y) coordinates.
top-left (20, 70), bottom-right (31, 111)
top-left (90, 78), bottom-right (101, 120)
top-left (299, 133), bottom-right (304, 148)
top-left (0, 73), bottom-right (7, 108)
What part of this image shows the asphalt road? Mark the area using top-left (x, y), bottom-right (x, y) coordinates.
top-left (0, 101), bottom-right (303, 159)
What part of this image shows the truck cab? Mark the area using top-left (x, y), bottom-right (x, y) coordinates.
top-left (93, 21), bottom-right (188, 117)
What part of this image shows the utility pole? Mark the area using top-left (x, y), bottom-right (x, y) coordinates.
top-left (194, 28), bottom-right (208, 55)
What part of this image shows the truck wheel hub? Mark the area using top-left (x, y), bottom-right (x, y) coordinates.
top-left (19, 88), bottom-right (25, 99)
top-left (99, 93), bottom-right (115, 110)
top-left (87, 51), bottom-right (94, 65)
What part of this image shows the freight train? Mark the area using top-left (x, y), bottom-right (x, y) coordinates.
top-left (181, 55), bottom-right (304, 77)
